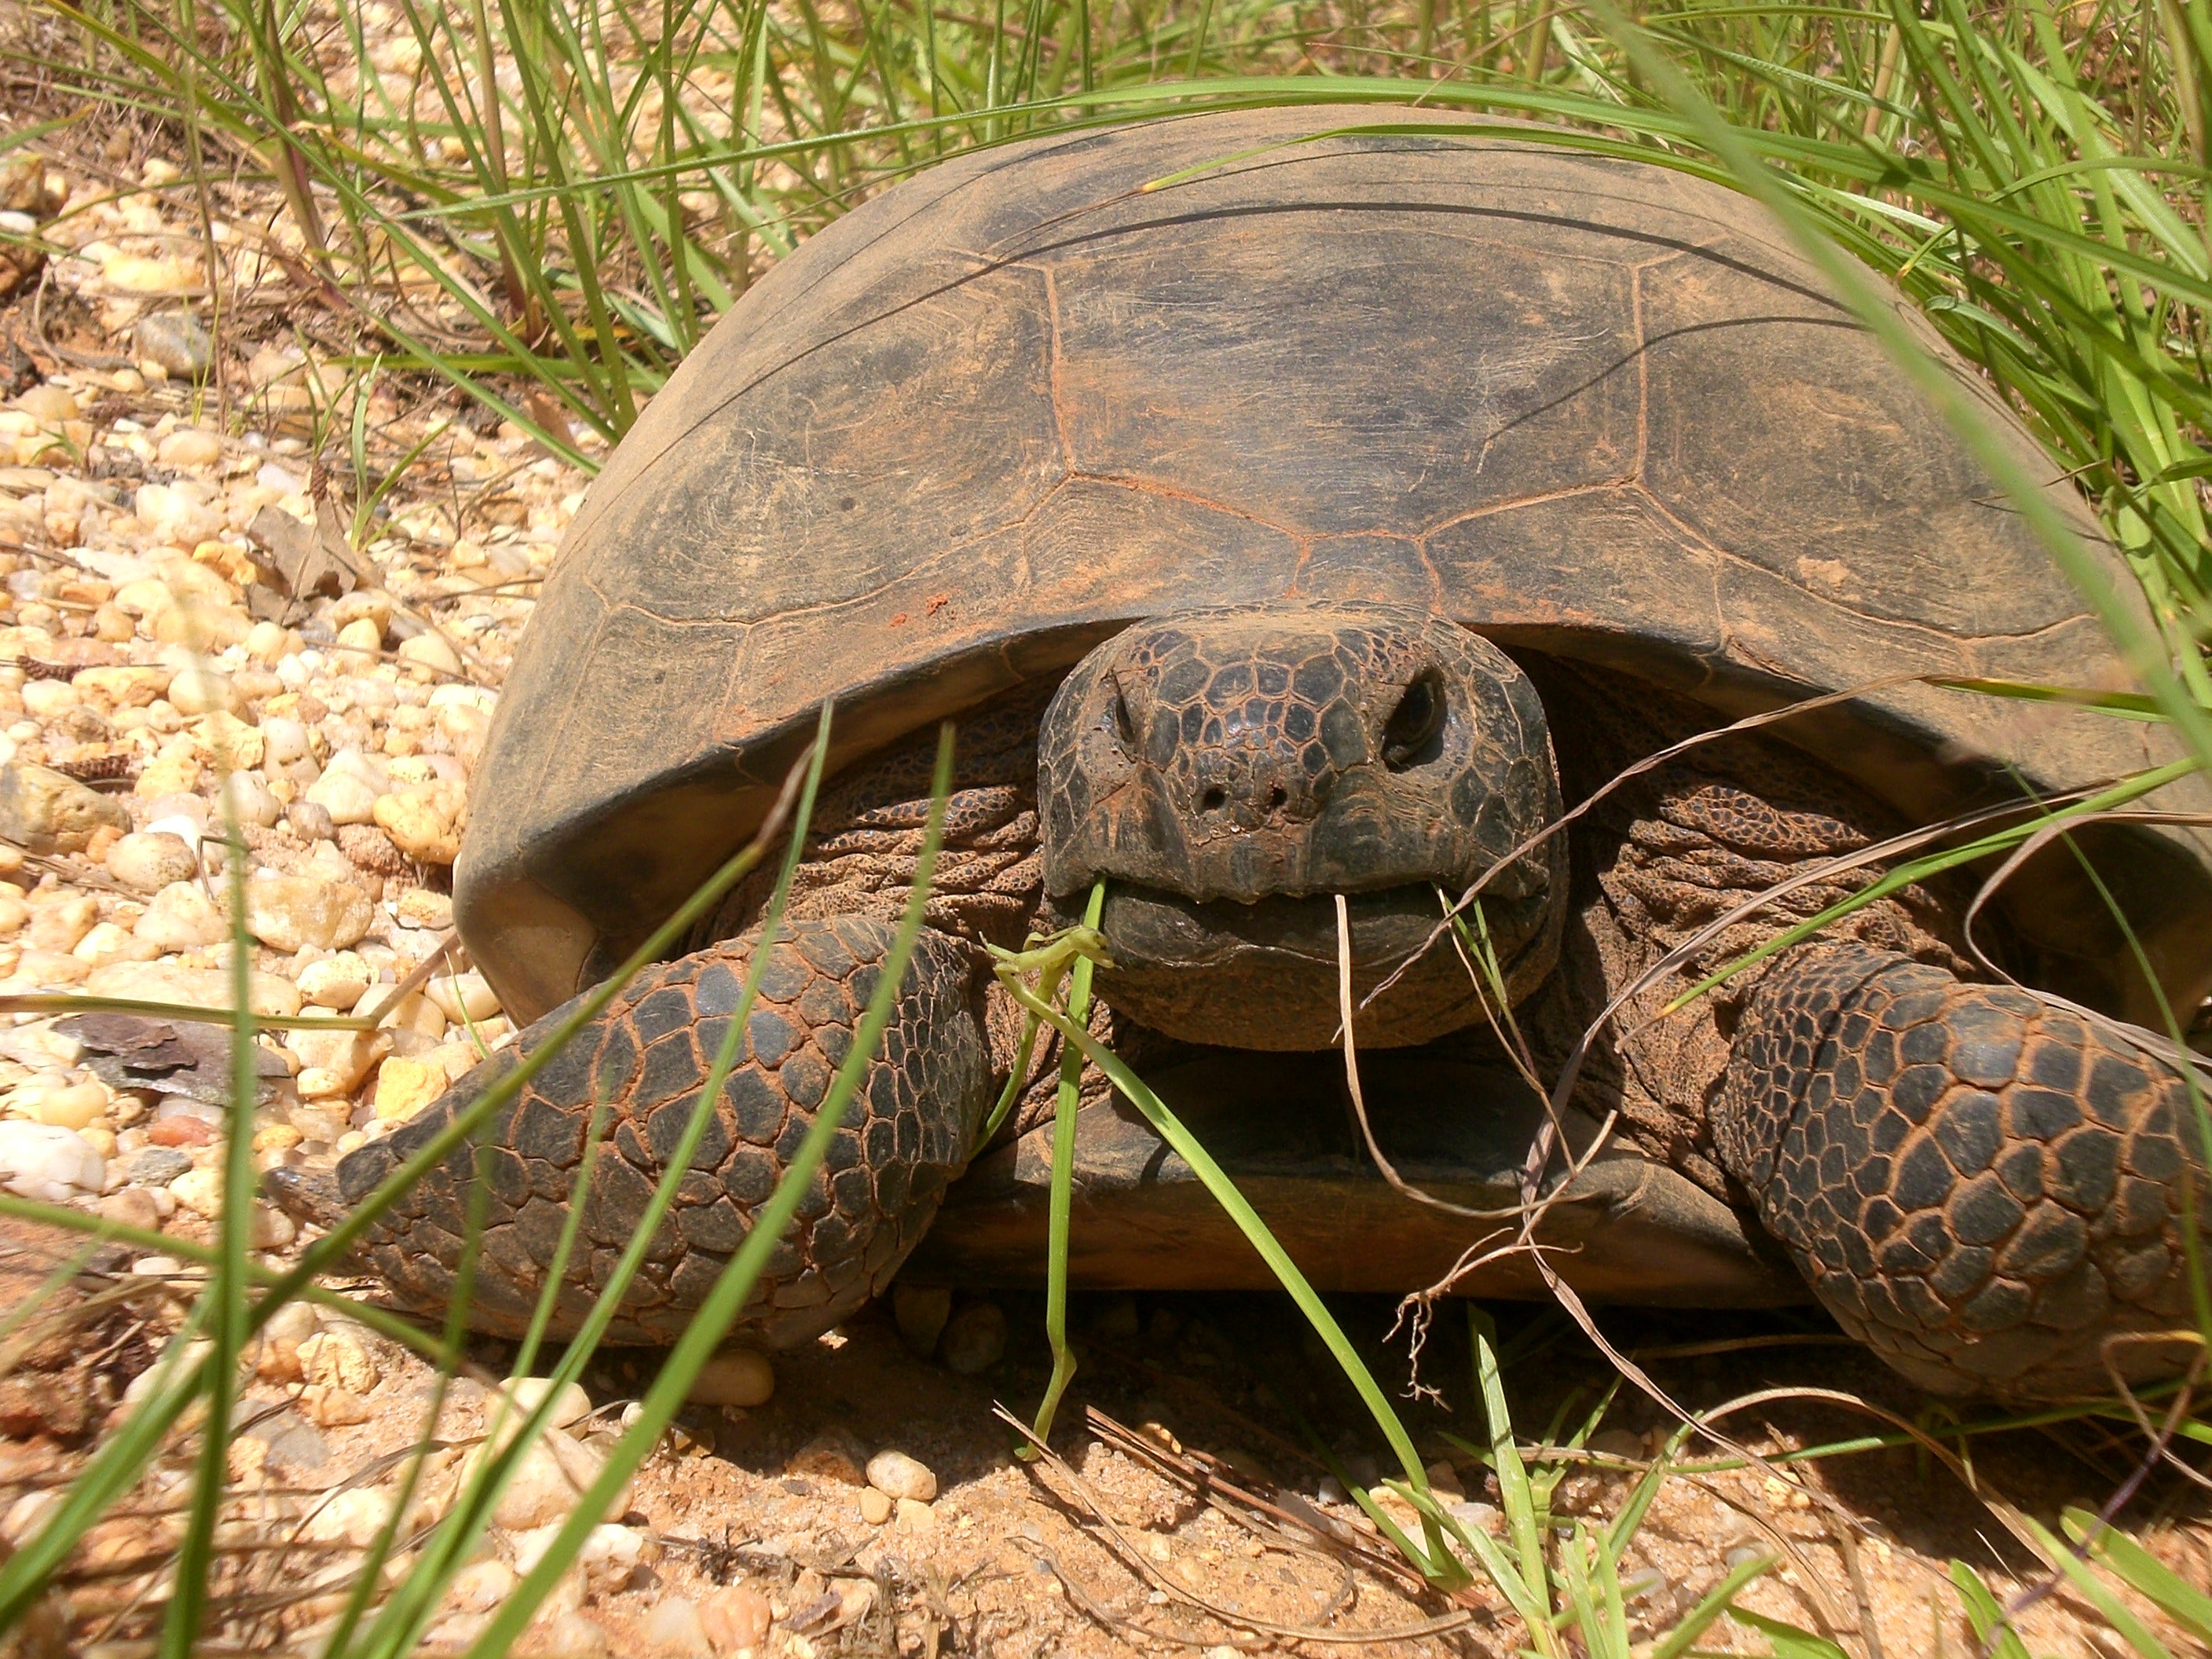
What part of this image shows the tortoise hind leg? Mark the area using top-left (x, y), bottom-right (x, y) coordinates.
top-left (1715, 942), bottom-right (2209, 1401)
top-left (270, 915), bottom-right (994, 1349)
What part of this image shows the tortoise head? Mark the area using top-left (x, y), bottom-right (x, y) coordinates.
top-left (1038, 604), bottom-right (1565, 1049)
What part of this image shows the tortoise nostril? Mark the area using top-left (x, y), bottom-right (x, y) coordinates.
top-left (1382, 668), bottom-right (1447, 772)
top-left (1104, 678), bottom-right (1137, 753)
top-left (1265, 786), bottom-right (1287, 811)
top-left (1202, 786), bottom-right (1228, 811)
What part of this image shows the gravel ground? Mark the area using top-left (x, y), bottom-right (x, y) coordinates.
top-left (0, 125), bottom-right (2203, 1659)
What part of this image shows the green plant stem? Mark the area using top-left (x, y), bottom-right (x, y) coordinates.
top-left (1028, 877), bottom-right (1106, 1452)
top-left (455, 723), bottom-right (955, 1659)
top-left (1001, 963), bottom-right (1467, 1587)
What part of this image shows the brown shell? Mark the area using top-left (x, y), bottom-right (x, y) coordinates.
top-left (459, 107), bottom-right (2212, 1023)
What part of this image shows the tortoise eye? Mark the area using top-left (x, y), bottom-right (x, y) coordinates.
top-left (1382, 669), bottom-right (1446, 771)
top-left (1104, 677), bottom-right (1138, 753)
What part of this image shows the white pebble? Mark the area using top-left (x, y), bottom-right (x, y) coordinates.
top-left (168, 1166), bottom-right (224, 1218)
top-left (304, 767), bottom-right (378, 826)
top-left (105, 830), bottom-right (198, 894)
top-left (244, 873), bottom-right (373, 952)
top-left (865, 1449), bottom-right (937, 1503)
top-left (134, 882), bottom-right (227, 950)
top-left (167, 666), bottom-right (243, 717)
top-left (425, 970), bottom-right (500, 1024)
top-left (0, 1122), bottom-right (104, 1202)
top-left (638, 1596), bottom-right (711, 1657)
top-left (297, 950), bottom-right (371, 1009)
top-left (261, 715), bottom-right (313, 767)
top-left (498, 1375), bottom-right (591, 1430)
top-left (218, 770), bottom-right (282, 829)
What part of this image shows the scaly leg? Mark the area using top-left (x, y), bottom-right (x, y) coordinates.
top-left (1716, 943), bottom-right (2209, 1400)
top-left (271, 915), bottom-right (993, 1348)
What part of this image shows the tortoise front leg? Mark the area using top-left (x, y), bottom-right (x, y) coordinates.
top-left (275, 916), bottom-right (994, 1349)
top-left (1715, 943), bottom-right (2210, 1401)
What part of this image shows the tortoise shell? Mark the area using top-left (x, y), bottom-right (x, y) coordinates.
top-left (459, 106), bottom-right (2212, 1024)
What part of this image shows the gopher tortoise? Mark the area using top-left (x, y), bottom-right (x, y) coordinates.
top-left (275, 107), bottom-right (2212, 1401)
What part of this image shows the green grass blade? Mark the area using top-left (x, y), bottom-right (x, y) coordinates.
top-left (1002, 965), bottom-right (1465, 1586)
top-left (1949, 1560), bottom-right (2036, 1659)
top-left (156, 783), bottom-right (256, 1656)
top-left (1649, 1552), bottom-right (1778, 1659)
top-left (455, 721), bottom-right (956, 1659)
top-left (2062, 1506), bottom-right (2212, 1644)
top-left (1030, 877), bottom-right (1106, 1451)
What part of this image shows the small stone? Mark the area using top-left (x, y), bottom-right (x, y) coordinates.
top-left (13, 385), bottom-right (75, 423)
top-left (0, 762), bottom-right (130, 853)
top-left (865, 1448), bottom-right (937, 1503)
top-left (446, 1558), bottom-right (518, 1613)
top-left (299, 1382), bottom-right (372, 1426)
top-left (77, 664), bottom-right (174, 708)
top-left (98, 1186), bottom-right (162, 1233)
top-left (939, 1299), bottom-right (1007, 1374)
top-left (335, 617), bottom-right (383, 656)
top-left (243, 873), bottom-right (372, 952)
top-left (499, 1374), bottom-right (592, 1430)
top-left (298, 950), bottom-right (371, 1009)
top-left (133, 881), bottom-right (227, 950)
top-left (530, 1612), bottom-right (610, 1659)
top-left (261, 1421), bottom-right (331, 1474)
top-left (132, 313), bottom-right (213, 380)
top-left (285, 1015), bottom-right (381, 1094)
top-left (167, 666), bottom-right (243, 717)
top-left (639, 1595), bottom-right (712, 1657)
top-left (156, 426), bottom-right (223, 468)
top-left (25, 893), bottom-right (97, 954)
top-left (685, 1347), bottom-right (773, 1408)
top-left (786, 1428), bottom-right (869, 1486)
top-left (296, 1327), bottom-right (382, 1395)
top-left (286, 799), bottom-right (336, 842)
top-left (467, 1426), bottom-right (628, 1531)
top-left (124, 1144), bottom-right (194, 1185)
top-left (372, 782), bottom-right (463, 864)
top-left (892, 1282), bottom-right (952, 1355)
top-left (424, 969), bottom-right (499, 1024)
top-left (105, 830), bottom-right (198, 894)
top-left (371, 1053), bottom-right (450, 1122)
top-left (16, 1077), bottom-right (108, 1130)
top-left (574, 1521), bottom-right (648, 1586)
top-left (168, 1165), bottom-right (225, 1218)
top-left (859, 1486), bottom-right (893, 1525)
top-left (145, 1114), bottom-right (216, 1148)
top-left (0, 1122), bottom-right (103, 1201)
top-left (395, 888), bottom-right (453, 931)
top-left (304, 767), bottom-right (378, 826)
top-left (894, 1496), bottom-right (935, 1532)
top-left (1445, 1499), bottom-right (1501, 1535)
top-left (217, 769), bottom-right (282, 829)
top-left (698, 1584), bottom-right (771, 1654)
top-left (252, 1203), bottom-right (296, 1249)
top-left (101, 252), bottom-right (201, 294)
top-left (396, 630), bottom-right (463, 676)
top-left (336, 822), bottom-right (407, 875)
